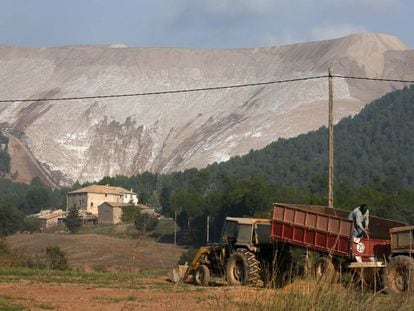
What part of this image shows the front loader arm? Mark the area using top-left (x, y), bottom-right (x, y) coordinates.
top-left (182, 246), bottom-right (211, 281)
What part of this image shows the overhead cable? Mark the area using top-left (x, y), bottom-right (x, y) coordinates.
top-left (333, 75), bottom-right (414, 84)
top-left (0, 75), bottom-right (328, 103)
top-left (0, 74), bottom-right (413, 103)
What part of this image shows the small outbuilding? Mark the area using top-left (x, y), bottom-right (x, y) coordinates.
top-left (98, 203), bottom-right (161, 225)
top-left (29, 209), bottom-right (67, 229)
top-left (98, 202), bottom-right (128, 225)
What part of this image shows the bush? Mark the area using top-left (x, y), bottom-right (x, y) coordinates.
top-left (0, 237), bottom-right (26, 267)
top-left (22, 217), bottom-right (41, 233)
top-left (178, 246), bottom-right (197, 265)
top-left (121, 205), bottom-right (141, 222)
top-left (45, 246), bottom-right (69, 270)
top-left (134, 211), bottom-right (159, 236)
top-left (0, 237), bottom-right (10, 255)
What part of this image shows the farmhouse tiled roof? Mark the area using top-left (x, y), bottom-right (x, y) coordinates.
top-left (68, 185), bottom-right (136, 195)
top-left (34, 209), bottom-right (66, 220)
top-left (99, 202), bottom-right (149, 208)
top-left (99, 202), bottom-right (130, 208)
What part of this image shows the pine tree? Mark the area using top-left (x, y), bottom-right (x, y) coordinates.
top-left (65, 207), bottom-right (82, 233)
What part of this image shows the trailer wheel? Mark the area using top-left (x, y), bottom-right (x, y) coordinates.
top-left (226, 248), bottom-right (261, 286)
top-left (315, 257), bottom-right (338, 284)
top-left (193, 264), bottom-right (210, 286)
top-left (383, 256), bottom-right (414, 294)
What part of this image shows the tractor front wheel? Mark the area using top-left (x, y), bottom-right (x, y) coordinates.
top-left (193, 264), bottom-right (210, 286)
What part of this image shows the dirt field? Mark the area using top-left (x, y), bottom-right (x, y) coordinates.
top-left (0, 278), bottom-right (229, 311)
top-left (0, 280), bottom-right (247, 311)
top-left (7, 232), bottom-right (184, 271)
top-left (0, 274), bottom-right (345, 311)
top-left (1, 273), bottom-right (411, 311)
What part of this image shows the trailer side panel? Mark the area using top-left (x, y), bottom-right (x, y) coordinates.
top-left (271, 203), bottom-right (353, 257)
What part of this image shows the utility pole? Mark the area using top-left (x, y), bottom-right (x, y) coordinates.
top-left (328, 67), bottom-right (334, 208)
top-left (206, 215), bottom-right (210, 244)
top-left (174, 209), bottom-right (177, 246)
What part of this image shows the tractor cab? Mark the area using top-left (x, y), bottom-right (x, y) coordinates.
top-left (221, 217), bottom-right (272, 252)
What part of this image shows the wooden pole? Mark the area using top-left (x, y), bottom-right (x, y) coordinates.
top-left (206, 215), bottom-right (210, 244)
top-left (174, 209), bottom-right (177, 246)
top-left (328, 67), bottom-right (334, 208)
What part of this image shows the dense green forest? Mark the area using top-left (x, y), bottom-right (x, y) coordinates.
top-left (213, 85), bottom-right (414, 188)
top-left (1, 86), bottom-right (414, 245)
top-left (0, 177), bottom-right (68, 235)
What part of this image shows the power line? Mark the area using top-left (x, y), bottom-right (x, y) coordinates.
top-left (333, 74), bottom-right (414, 84)
top-left (0, 75), bottom-right (328, 103)
top-left (0, 74), bottom-right (413, 103)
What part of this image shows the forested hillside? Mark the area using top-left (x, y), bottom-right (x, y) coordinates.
top-left (213, 85), bottom-right (414, 188)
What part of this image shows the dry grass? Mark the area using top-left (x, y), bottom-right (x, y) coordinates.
top-left (205, 278), bottom-right (414, 311)
top-left (6, 232), bottom-right (184, 271)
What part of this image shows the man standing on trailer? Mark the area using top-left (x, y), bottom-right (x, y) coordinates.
top-left (348, 204), bottom-right (369, 238)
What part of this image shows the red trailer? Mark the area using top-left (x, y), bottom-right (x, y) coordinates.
top-left (270, 203), bottom-right (405, 286)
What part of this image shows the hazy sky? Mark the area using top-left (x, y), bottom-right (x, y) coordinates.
top-left (0, 0), bottom-right (412, 48)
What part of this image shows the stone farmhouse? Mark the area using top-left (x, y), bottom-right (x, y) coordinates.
top-left (66, 185), bottom-right (138, 216)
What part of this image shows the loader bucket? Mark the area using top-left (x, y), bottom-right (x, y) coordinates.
top-left (169, 264), bottom-right (189, 283)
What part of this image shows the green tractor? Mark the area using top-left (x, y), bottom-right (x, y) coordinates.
top-left (176, 217), bottom-right (274, 286)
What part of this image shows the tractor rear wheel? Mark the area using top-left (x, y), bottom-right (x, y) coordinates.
top-left (383, 256), bottom-right (414, 294)
top-left (193, 264), bottom-right (210, 286)
top-left (226, 248), bottom-right (261, 286)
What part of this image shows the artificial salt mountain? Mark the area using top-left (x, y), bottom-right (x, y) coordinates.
top-left (0, 32), bottom-right (413, 185)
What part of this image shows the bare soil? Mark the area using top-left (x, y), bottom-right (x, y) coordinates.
top-left (3, 131), bottom-right (58, 187)
top-left (0, 280), bottom-right (256, 311)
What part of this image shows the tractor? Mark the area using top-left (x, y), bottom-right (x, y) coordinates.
top-left (178, 217), bottom-right (274, 286)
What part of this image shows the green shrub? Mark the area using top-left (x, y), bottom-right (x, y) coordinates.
top-left (121, 205), bottom-right (141, 222)
top-left (178, 246), bottom-right (196, 265)
top-left (45, 246), bottom-right (69, 270)
top-left (134, 211), bottom-right (159, 236)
